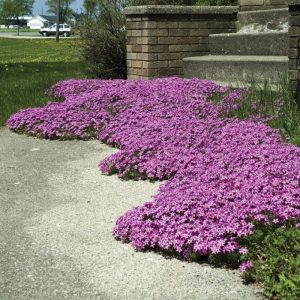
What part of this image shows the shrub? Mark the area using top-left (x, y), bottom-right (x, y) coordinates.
top-left (80, 1), bottom-right (127, 79)
top-left (240, 221), bottom-right (300, 300)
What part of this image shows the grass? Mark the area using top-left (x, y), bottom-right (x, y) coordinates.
top-left (0, 28), bottom-right (39, 32)
top-left (212, 76), bottom-right (300, 146)
top-left (0, 38), bottom-right (88, 126)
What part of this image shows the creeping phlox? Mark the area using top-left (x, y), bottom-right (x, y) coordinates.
top-left (7, 77), bottom-right (300, 269)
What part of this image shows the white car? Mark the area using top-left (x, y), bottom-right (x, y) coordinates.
top-left (39, 24), bottom-right (72, 37)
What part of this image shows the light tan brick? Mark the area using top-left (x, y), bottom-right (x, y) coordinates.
top-left (131, 60), bottom-right (143, 68)
top-left (129, 75), bottom-right (151, 80)
top-left (240, 0), bottom-right (264, 5)
top-left (142, 45), bottom-right (169, 53)
top-left (289, 37), bottom-right (300, 48)
top-left (168, 60), bottom-right (183, 68)
top-left (157, 68), bottom-right (181, 77)
top-left (127, 67), bottom-right (139, 75)
top-left (289, 26), bottom-right (300, 37)
top-left (126, 45), bottom-right (142, 52)
top-left (143, 21), bottom-right (157, 29)
top-left (266, 0), bottom-right (288, 5)
top-left (142, 61), bottom-right (169, 69)
top-left (157, 37), bottom-right (199, 45)
top-left (128, 75), bottom-right (143, 80)
top-left (157, 21), bottom-right (178, 29)
top-left (288, 70), bottom-right (300, 80)
top-left (142, 29), bottom-right (169, 37)
top-left (136, 37), bottom-right (157, 45)
top-left (142, 68), bottom-right (159, 77)
top-left (136, 53), bottom-right (158, 61)
top-left (168, 29), bottom-right (190, 37)
top-left (289, 16), bottom-right (300, 26)
top-left (136, 68), bottom-right (149, 76)
top-left (198, 21), bottom-right (237, 29)
top-left (288, 48), bottom-right (300, 58)
top-left (127, 29), bottom-right (142, 37)
top-left (169, 44), bottom-right (208, 52)
top-left (126, 17), bottom-right (142, 22)
top-left (289, 58), bottom-right (300, 69)
top-left (127, 52), bottom-right (137, 60)
top-left (190, 28), bottom-right (235, 36)
top-left (157, 53), bottom-right (180, 60)
top-left (199, 37), bottom-right (209, 44)
top-left (126, 22), bottom-right (142, 30)
top-left (178, 22), bottom-right (200, 29)
top-left (177, 51), bottom-right (207, 59)
top-left (127, 37), bottom-right (137, 45)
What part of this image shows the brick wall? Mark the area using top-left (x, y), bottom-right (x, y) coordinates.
top-left (125, 6), bottom-right (238, 80)
top-left (288, 1), bottom-right (300, 96)
top-left (240, 0), bottom-right (288, 11)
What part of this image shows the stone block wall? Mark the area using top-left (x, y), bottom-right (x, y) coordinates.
top-left (125, 6), bottom-right (238, 79)
top-left (239, 0), bottom-right (289, 11)
top-left (288, 1), bottom-right (300, 96)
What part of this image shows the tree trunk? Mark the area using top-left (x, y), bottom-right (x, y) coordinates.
top-left (56, 0), bottom-right (60, 42)
top-left (17, 17), bottom-right (19, 36)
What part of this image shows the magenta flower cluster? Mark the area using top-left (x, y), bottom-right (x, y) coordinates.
top-left (7, 77), bottom-right (300, 266)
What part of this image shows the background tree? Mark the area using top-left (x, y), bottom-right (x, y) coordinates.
top-left (0, 0), bottom-right (34, 35)
top-left (83, 0), bottom-right (97, 18)
top-left (46, 0), bottom-right (75, 23)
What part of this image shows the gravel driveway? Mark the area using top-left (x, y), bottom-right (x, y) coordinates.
top-left (0, 127), bottom-right (262, 300)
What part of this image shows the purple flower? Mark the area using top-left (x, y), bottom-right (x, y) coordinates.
top-left (7, 77), bottom-right (300, 269)
top-left (239, 261), bottom-right (253, 273)
top-left (239, 247), bottom-right (249, 255)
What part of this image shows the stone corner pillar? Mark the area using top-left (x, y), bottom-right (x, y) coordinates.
top-left (288, 1), bottom-right (300, 96)
top-left (125, 5), bottom-right (238, 80)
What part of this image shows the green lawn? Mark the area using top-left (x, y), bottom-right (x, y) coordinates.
top-left (0, 28), bottom-right (39, 32)
top-left (0, 38), bottom-right (88, 126)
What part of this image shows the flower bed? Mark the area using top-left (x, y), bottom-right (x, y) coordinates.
top-left (7, 77), bottom-right (300, 271)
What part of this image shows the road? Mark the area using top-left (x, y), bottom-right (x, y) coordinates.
top-left (0, 127), bottom-right (262, 300)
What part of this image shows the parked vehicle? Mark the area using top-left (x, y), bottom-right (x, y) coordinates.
top-left (39, 24), bottom-right (72, 37)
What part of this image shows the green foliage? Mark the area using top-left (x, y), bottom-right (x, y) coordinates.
top-left (215, 76), bottom-right (300, 147)
top-left (83, 0), bottom-right (97, 18)
top-left (128, 0), bottom-right (198, 5)
top-left (45, 0), bottom-right (75, 23)
top-left (0, 38), bottom-right (87, 126)
top-left (208, 252), bottom-right (241, 269)
top-left (0, 0), bottom-right (34, 24)
top-left (240, 222), bottom-right (300, 300)
top-left (0, 0), bottom-right (33, 18)
top-left (80, 0), bottom-right (127, 79)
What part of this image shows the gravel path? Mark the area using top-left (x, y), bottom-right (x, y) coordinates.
top-left (0, 127), bottom-right (263, 300)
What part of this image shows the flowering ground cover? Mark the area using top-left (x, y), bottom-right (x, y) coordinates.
top-left (7, 77), bottom-right (300, 298)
